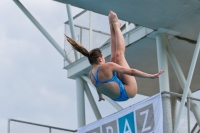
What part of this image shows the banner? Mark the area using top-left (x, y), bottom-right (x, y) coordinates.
top-left (78, 93), bottom-right (163, 133)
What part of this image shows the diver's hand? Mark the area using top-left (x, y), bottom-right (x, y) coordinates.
top-left (151, 70), bottom-right (164, 79)
top-left (99, 96), bottom-right (105, 102)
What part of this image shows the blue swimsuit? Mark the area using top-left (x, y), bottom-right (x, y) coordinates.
top-left (90, 66), bottom-right (129, 102)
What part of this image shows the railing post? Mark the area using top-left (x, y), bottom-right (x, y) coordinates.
top-left (49, 127), bottom-right (51, 133)
top-left (66, 4), bottom-right (79, 60)
top-left (187, 98), bottom-right (191, 133)
top-left (89, 11), bottom-right (93, 51)
top-left (7, 119), bottom-right (10, 133)
top-left (80, 27), bottom-right (83, 58)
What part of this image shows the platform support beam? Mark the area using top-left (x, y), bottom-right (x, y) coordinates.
top-left (165, 36), bottom-right (200, 128)
top-left (13, 0), bottom-right (72, 63)
top-left (76, 78), bottom-right (86, 127)
top-left (173, 33), bottom-right (200, 133)
top-left (156, 33), bottom-right (172, 133)
top-left (66, 4), bottom-right (79, 60)
top-left (84, 82), bottom-right (102, 120)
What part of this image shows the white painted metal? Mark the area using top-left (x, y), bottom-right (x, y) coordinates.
top-left (173, 33), bottom-right (200, 133)
top-left (8, 119), bottom-right (77, 132)
top-left (73, 24), bottom-right (110, 36)
top-left (80, 28), bottom-right (82, 58)
top-left (76, 78), bottom-right (86, 127)
top-left (13, 0), bottom-right (72, 63)
top-left (81, 76), bottom-right (123, 111)
top-left (156, 33), bottom-right (172, 133)
top-left (66, 4), bottom-right (79, 60)
top-left (89, 11), bottom-right (93, 51)
top-left (165, 37), bottom-right (200, 128)
top-left (125, 22), bottom-right (129, 45)
top-left (187, 98), bottom-right (191, 133)
top-left (84, 82), bottom-right (102, 120)
top-left (7, 119), bottom-right (10, 133)
top-left (171, 96), bottom-right (177, 130)
top-left (65, 10), bottom-right (87, 24)
top-left (125, 22), bottom-right (129, 32)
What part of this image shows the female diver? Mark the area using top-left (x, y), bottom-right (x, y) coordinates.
top-left (66, 11), bottom-right (164, 102)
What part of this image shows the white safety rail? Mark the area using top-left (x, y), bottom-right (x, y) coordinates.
top-left (161, 91), bottom-right (200, 133)
top-left (7, 119), bottom-right (77, 133)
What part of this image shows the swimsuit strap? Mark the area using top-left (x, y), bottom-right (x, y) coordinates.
top-left (91, 66), bottom-right (117, 86)
top-left (90, 70), bottom-right (98, 87)
top-left (96, 66), bottom-right (101, 81)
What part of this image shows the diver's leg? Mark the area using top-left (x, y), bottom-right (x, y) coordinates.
top-left (109, 12), bottom-right (116, 63)
top-left (110, 11), bottom-right (137, 97)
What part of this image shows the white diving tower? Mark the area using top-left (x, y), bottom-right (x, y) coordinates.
top-left (13, 0), bottom-right (200, 133)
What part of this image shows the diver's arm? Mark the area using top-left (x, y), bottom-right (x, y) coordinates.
top-left (97, 90), bottom-right (105, 102)
top-left (107, 62), bottom-right (164, 79)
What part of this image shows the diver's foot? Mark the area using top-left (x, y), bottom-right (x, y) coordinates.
top-left (109, 11), bottom-right (121, 28)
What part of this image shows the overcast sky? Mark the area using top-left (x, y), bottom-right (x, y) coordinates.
top-left (1, 0), bottom-right (200, 133)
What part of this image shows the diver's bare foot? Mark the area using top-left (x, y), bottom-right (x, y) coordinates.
top-left (109, 11), bottom-right (121, 28)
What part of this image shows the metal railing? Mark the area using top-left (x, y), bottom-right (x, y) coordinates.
top-left (161, 91), bottom-right (200, 133)
top-left (8, 119), bottom-right (77, 133)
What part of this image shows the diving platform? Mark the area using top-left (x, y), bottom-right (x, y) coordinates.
top-left (55, 0), bottom-right (200, 41)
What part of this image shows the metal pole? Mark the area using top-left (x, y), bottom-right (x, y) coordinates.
top-left (125, 22), bottom-right (129, 32)
top-left (84, 82), bottom-right (102, 120)
top-left (76, 78), bottom-right (86, 127)
top-left (187, 98), bottom-right (191, 133)
top-left (9, 119), bottom-right (77, 132)
top-left (66, 4), bottom-right (79, 60)
top-left (65, 10), bottom-right (87, 24)
top-left (156, 33), bottom-right (172, 133)
top-left (173, 33), bottom-right (200, 133)
top-left (171, 96), bottom-right (177, 130)
top-left (7, 119), bottom-right (10, 133)
top-left (125, 22), bottom-right (129, 45)
top-left (49, 127), bottom-right (51, 133)
top-left (13, 0), bottom-right (72, 63)
top-left (80, 28), bottom-right (83, 58)
top-left (81, 76), bottom-right (123, 111)
top-left (89, 11), bottom-right (93, 51)
top-left (165, 36), bottom-right (200, 128)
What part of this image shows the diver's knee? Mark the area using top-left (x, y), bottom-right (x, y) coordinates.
top-left (129, 87), bottom-right (137, 98)
top-left (110, 56), bottom-right (115, 63)
top-left (115, 51), bottom-right (124, 63)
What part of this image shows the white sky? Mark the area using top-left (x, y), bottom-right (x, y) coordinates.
top-left (1, 0), bottom-right (200, 133)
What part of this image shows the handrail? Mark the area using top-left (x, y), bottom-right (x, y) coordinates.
top-left (191, 123), bottom-right (198, 133)
top-left (8, 119), bottom-right (77, 132)
top-left (161, 91), bottom-right (200, 133)
top-left (161, 91), bottom-right (200, 102)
